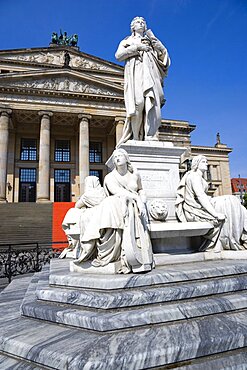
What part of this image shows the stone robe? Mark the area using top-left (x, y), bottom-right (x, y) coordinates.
top-left (176, 170), bottom-right (247, 251)
top-left (115, 34), bottom-right (170, 144)
top-left (79, 169), bottom-right (153, 273)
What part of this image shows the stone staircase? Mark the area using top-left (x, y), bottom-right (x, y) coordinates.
top-left (0, 203), bottom-right (53, 246)
top-left (0, 259), bottom-right (247, 369)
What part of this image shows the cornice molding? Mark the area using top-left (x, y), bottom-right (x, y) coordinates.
top-left (191, 145), bottom-right (232, 153)
top-left (0, 86), bottom-right (124, 103)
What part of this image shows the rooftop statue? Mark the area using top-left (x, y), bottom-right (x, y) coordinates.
top-left (176, 155), bottom-right (247, 252)
top-left (115, 16), bottom-right (170, 145)
top-left (64, 51), bottom-right (71, 68)
top-left (51, 30), bottom-right (78, 47)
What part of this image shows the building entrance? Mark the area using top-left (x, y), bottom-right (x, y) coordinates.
top-left (19, 169), bottom-right (36, 202)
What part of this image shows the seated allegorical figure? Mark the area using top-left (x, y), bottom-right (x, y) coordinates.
top-left (60, 176), bottom-right (106, 259)
top-left (74, 148), bottom-right (153, 274)
top-left (175, 155), bottom-right (247, 252)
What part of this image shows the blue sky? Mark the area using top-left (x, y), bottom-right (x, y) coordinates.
top-left (1, 0), bottom-right (246, 177)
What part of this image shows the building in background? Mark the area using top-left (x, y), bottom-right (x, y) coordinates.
top-left (231, 177), bottom-right (247, 203)
top-left (0, 41), bottom-right (232, 203)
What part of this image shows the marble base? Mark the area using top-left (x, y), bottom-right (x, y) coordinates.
top-left (49, 258), bottom-right (247, 289)
top-left (155, 250), bottom-right (247, 266)
top-left (1, 259), bottom-right (247, 369)
top-left (70, 260), bottom-right (122, 274)
top-left (21, 267), bottom-right (247, 332)
top-left (150, 221), bottom-right (213, 253)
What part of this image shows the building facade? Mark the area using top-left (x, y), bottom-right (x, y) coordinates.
top-left (0, 43), bottom-right (232, 203)
top-left (231, 178), bottom-right (247, 203)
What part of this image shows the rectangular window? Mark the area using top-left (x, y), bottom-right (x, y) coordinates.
top-left (207, 166), bottom-right (212, 182)
top-left (55, 140), bottom-right (70, 162)
top-left (20, 139), bottom-right (37, 161)
top-left (89, 142), bottom-right (102, 163)
top-left (89, 169), bottom-right (103, 184)
top-left (20, 168), bottom-right (36, 182)
top-left (54, 169), bottom-right (70, 183)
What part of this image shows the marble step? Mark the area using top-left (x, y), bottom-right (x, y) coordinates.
top-left (21, 269), bottom-right (247, 332)
top-left (0, 353), bottom-right (48, 369)
top-left (22, 290), bottom-right (247, 332)
top-left (49, 258), bottom-right (247, 290)
top-left (1, 347), bottom-right (247, 370)
top-left (2, 274), bottom-right (247, 370)
top-left (176, 348), bottom-right (247, 370)
top-left (37, 273), bottom-right (247, 309)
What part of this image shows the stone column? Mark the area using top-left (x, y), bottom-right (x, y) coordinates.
top-left (78, 114), bottom-right (91, 194)
top-left (115, 116), bottom-right (125, 145)
top-left (37, 111), bottom-right (53, 202)
top-left (0, 108), bottom-right (12, 202)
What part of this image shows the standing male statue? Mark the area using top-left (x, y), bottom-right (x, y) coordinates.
top-left (115, 16), bottom-right (170, 145)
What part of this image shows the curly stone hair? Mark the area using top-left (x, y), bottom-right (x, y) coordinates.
top-left (130, 16), bottom-right (147, 34)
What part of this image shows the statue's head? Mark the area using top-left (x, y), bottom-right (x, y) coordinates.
top-left (112, 148), bottom-right (133, 173)
top-left (130, 16), bottom-right (147, 34)
top-left (148, 199), bottom-right (168, 221)
top-left (191, 155), bottom-right (208, 171)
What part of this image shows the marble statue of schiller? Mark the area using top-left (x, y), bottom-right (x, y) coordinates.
top-left (115, 16), bottom-right (170, 145)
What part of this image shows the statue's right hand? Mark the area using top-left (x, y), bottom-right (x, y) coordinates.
top-left (138, 44), bottom-right (151, 52)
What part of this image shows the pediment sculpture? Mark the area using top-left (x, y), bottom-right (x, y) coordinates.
top-left (0, 51), bottom-right (121, 72)
top-left (0, 76), bottom-right (118, 96)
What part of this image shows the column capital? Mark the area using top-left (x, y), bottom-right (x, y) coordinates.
top-left (38, 111), bottom-right (53, 118)
top-left (0, 108), bottom-right (12, 117)
top-left (115, 116), bottom-right (125, 124)
top-left (78, 114), bottom-right (92, 121)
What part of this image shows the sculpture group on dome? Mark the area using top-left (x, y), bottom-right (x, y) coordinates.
top-left (51, 30), bottom-right (78, 47)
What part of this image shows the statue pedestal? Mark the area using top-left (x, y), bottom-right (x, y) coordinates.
top-left (71, 260), bottom-right (122, 274)
top-left (118, 140), bottom-right (185, 221)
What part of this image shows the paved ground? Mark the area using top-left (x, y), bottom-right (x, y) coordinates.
top-left (0, 273), bottom-right (34, 292)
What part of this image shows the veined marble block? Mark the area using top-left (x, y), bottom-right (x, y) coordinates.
top-left (1, 259), bottom-right (247, 369)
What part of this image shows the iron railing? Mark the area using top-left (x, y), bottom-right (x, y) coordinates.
top-left (0, 241), bottom-right (67, 283)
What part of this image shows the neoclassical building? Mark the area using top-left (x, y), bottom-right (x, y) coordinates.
top-left (0, 43), bottom-right (232, 203)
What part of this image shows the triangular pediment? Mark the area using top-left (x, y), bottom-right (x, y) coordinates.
top-left (0, 47), bottom-right (123, 73)
top-left (0, 69), bottom-right (123, 97)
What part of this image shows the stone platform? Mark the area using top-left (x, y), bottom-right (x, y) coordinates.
top-left (1, 259), bottom-right (247, 369)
